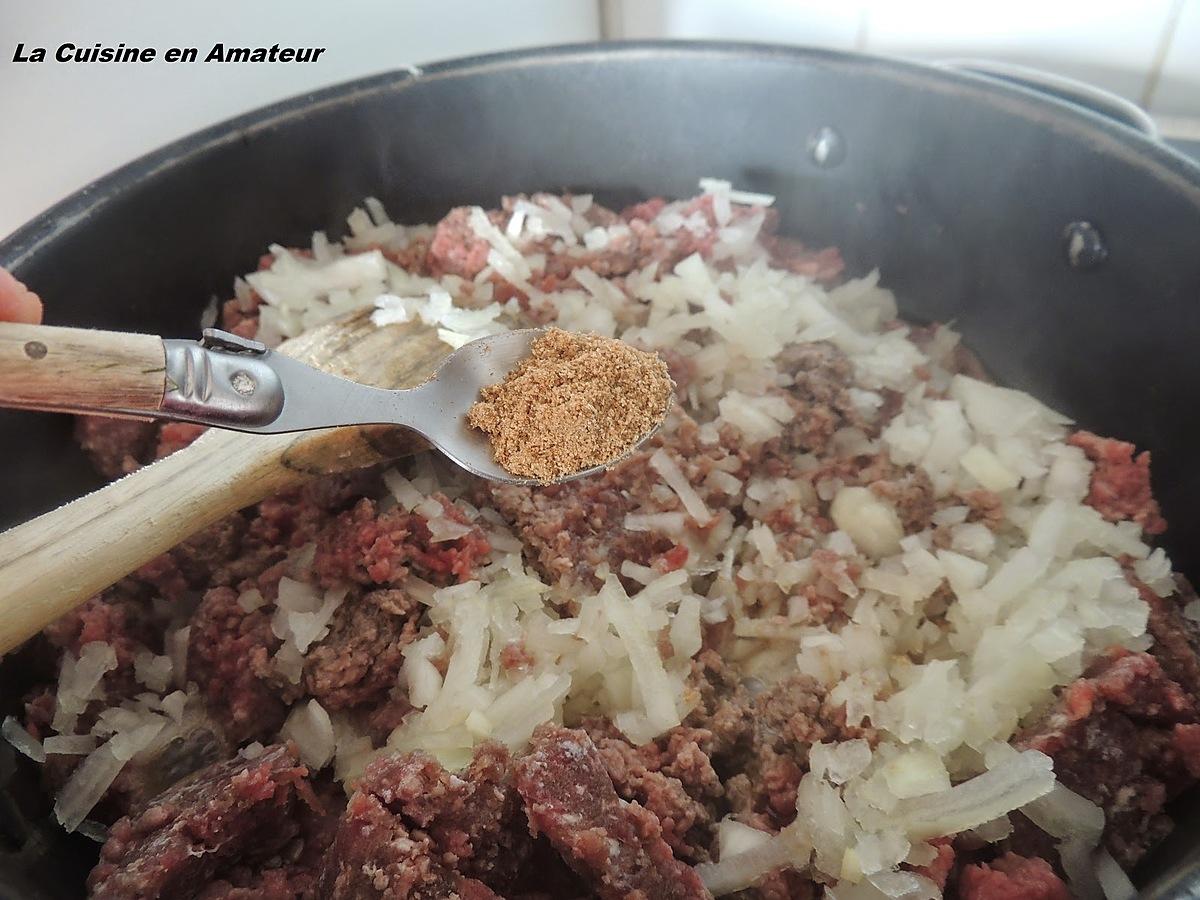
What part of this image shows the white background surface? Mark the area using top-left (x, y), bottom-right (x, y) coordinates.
top-left (606, 0), bottom-right (1198, 114)
top-left (3, 1), bottom-right (1197, 240)
top-left (0, 0), bottom-right (600, 239)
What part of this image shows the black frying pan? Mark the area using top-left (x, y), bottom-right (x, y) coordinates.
top-left (2, 42), bottom-right (1199, 897)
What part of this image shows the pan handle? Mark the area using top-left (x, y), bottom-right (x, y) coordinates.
top-left (937, 58), bottom-right (1158, 139)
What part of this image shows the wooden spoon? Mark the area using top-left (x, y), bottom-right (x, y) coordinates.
top-left (0, 309), bottom-right (452, 654)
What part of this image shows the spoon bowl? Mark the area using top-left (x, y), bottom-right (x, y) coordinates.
top-left (408, 328), bottom-right (664, 486)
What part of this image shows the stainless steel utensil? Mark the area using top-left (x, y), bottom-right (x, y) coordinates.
top-left (0, 322), bottom-right (634, 487)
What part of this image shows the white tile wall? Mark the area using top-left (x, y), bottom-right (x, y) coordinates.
top-left (863, 0), bottom-right (1175, 105)
top-left (605, 0), bottom-right (1197, 125)
top-left (608, 0), bottom-right (864, 50)
top-left (0, 0), bottom-right (600, 239)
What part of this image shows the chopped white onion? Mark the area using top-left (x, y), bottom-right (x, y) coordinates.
top-left (383, 468), bottom-right (425, 511)
top-left (133, 650), bottom-right (173, 693)
top-left (237, 588), bottom-right (267, 613)
top-left (1094, 847), bottom-right (1137, 900)
top-left (650, 449), bottom-right (713, 525)
top-left (1022, 782), bottom-right (1105, 843)
top-left (2, 716), bottom-right (45, 762)
top-left (893, 750), bottom-right (1055, 839)
top-left (54, 745), bottom-right (124, 832)
top-left (109, 717), bottom-right (166, 761)
top-left (281, 699), bottom-right (335, 769)
top-left (697, 828), bottom-right (809, 897)
top-left (831, 487), bottom-right (903, 559)
top-left (43, 734), bottom-right (98, 756)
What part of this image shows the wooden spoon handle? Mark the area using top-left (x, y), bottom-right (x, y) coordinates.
top-left (0, 421), bottom-right (419, 655)
top-left (0, 323), bottom-right (167, 414)
top-left (0, 428), bottom-right (293, 654)
top-left (0, 312), bottom-right (450, 654)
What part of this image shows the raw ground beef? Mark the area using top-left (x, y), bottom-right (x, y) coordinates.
top-left (88, 744), bottom-right (324, 900)
top-left (515, 725), bottom-right (712, 900)
top-left (302, 587), bottom-right (420, 709)
top-left (182, 489), bottom-right (489, 742)
top-left (1015, 648), bottom-right (1199, 868)
top-left (684, 651), bottom-right (874, 833)
top-left (581, 718), bottom-right (724, 863)
top-left (774, 342), bottom-right (868, 455)
top-left (320, 743), bottom-right (527, 899)
top-left (1068, 430), bottom-right (1167, 534)
top-left (427, 206), bottom-right (496, 279)
top-left (474, 412), bottom-right (729, 596)
top-left (957, 853), bottom-right (1071, 900)
top-left (1136, 575), bottom-right (1200, 700)
top-left (311, 495), bottom-right (491, 588)
top-left (188, 586), bottom-right (294, 744)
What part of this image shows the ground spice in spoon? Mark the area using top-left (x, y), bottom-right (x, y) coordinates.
top-left (467, 328), bottom-right (673, 482)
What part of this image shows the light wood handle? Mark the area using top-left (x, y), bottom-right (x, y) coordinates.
top-left (0, 424), bottom-right (407, 655)
top-left (0, 312), bottom-right (451, 654)
top-left (0, 323), bottom-right (166, 414)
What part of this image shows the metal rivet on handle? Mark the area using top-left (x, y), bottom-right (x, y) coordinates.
top-left (230, 371), bottom-right (257, 396)
top-left (1063, 221), bottom-right (1107, 269)
top-left (807, 126), bottom-right (846, 168)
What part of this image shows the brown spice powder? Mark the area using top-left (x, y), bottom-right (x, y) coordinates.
top-left (467, 328), bottom-right (673, 482)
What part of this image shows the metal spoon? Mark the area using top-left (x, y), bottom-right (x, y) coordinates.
top-left (0, 323), bottom-right (659, 486)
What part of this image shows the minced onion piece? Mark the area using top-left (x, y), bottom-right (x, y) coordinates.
top-left (717, 817), bottom-right (772, 860)
top-left (76, 819), bottom-right (109, 844)
top-left (697, 828), bottom-right (809, 897)
top-left (281, 699), bottom-right (335, 769)
top-left (893, 750), bottom-right (1055, 839)
top-left (810, 740), bottom-right (873, 786)
top-left (826, 871), bottom-right (940, 900)
top-left (272, 580), bottom-right (346, 654)
top-left (486, 672), bottom-right (571, 748)
top-left (2, 716), bottom-right (45, 762)
top-left (830, 487), bottom-right (903, 559)
top-left (54, 745), bottom-right (124, 832)
top-left (427, 515), bottom-right (473, 542)
top-left (624, 512), bottom-right (687, 534)
top-left (698, 177), bottom-right (776, 207)
top-left (1022, 782), bottom-right (1105, 843)
top-left (383, 468), bottom-right (425, 511)
top-left (603, 579), bottom-right (680, 736)
top-left (53, 642), bottom-right (117, 733)
top-left (669, 595), bottom-right (703, 660)
top-left (237, 588), bottom-right (267, 613)
top-left (109, 718), bottom-right (167, 761)
top-left (1060, 837), bottom-right (1104, 900)
top-left (43, 734), bottom-right (98, 755)
top-left (650, 449), bottom-right (713, 525)
top-left (167, 626), bottom-right (190, 687)
top-left (1094, 847), bottom-right (1137, 900)
top-left (160, 691), bottom-right (187, 724)
top-left (133, 650), bottom-right (173, 693)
